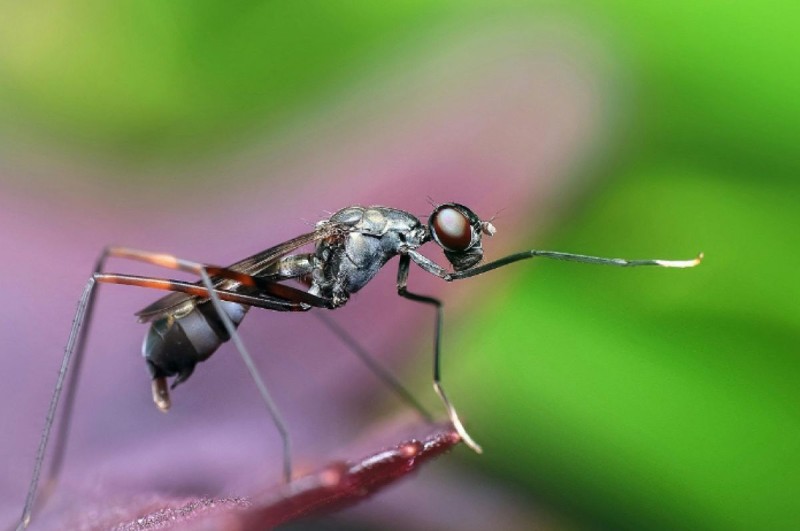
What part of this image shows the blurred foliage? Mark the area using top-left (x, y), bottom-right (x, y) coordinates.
top-left (457, 171), bottom-right (799, 530)
top-left (587, 1), bottom-right (800, 181)
top-left (1, 1), bottom-right (797, 530)
top-left (0, 1), bottom-right (446, 163)
top-left (452, 2), bottom-right (800, 531)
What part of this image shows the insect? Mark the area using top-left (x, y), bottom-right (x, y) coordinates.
top-left (14, 202), bottom-right (702, 529)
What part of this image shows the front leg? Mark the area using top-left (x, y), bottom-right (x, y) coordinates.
top-left (405, 249), bottom-right (453, 280)
top-left (410, 247), bottom-right (702, 281)
top-left (396, 253), bottom-right (482, 453)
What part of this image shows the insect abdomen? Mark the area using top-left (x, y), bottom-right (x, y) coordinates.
top-left (142, 301), bottom-right (247, 388)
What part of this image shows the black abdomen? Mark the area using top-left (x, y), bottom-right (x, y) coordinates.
top-left (142, 301), bottom-right (247, 388)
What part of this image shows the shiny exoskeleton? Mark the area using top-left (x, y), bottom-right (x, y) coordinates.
top-left (141, 204), bottom-right (491, 396)
top-left (16, 200), bottom-right (702, 531)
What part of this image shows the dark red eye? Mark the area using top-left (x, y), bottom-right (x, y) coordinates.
top-left (432, 207), bottom-right (473, 251)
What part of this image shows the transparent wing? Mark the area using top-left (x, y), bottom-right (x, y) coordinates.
top-left (135, 222), bottom-right (344, 322)
top-left (136, 292), bottom-right (195, 323)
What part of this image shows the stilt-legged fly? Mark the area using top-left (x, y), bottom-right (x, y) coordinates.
top-left (14, 202), bottom-right (702, 529)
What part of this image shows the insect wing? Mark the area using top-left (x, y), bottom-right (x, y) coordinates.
top-left (134, 222), bottom-right (344, 322)
top-left (225, 224), bottom-right (339, 276)
top-left (136, 291), bottom-right (195, 323)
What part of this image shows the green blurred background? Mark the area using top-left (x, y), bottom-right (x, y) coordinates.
top-left (1, 2), bottom-right (797, 530)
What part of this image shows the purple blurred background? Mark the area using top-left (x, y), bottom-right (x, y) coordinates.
top-left (0, 28), bottom-right (605, 529)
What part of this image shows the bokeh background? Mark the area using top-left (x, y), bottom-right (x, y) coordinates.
top-left (0, 2), bottom-right (797, 530)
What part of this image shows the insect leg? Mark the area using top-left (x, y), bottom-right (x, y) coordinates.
top-left (448, 250), bottom-right (704, 280)
top-left (312, 311), bottom-right (433, 422)
top-left (17, 249), bottom-right (318, 530)
top-left (396, 254), bottom-right (482, 453)
top-left (97, 247), bottom-right (307, 483)
top-left (104, 246), bottom-right (333, 308)
top-left (96, 273), bottom-right (310, 310)
top-left (16, 246), bottom-right (116, 530)
top-left (97, 270), bottom-right (298, 482)
top-left (195, 268), bottom-right (294, 483)
top-left (106, 270), bottom-right (333, 482)
top-left (16, 278), bottom-right (97, 531)
top-left (407, 249), bottom-right (702, 282)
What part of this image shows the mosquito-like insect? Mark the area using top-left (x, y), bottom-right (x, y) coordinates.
top-left (14, 202), bottom-right (702, 529)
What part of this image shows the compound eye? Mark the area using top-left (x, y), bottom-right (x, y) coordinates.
top-left (432, 207), bottom-right (473, 251)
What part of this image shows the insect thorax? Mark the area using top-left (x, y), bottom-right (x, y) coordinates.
top-left (309, 206), bottom-right (427, 306)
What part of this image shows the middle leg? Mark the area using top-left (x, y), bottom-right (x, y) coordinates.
top-left (396, 254), bottom-right (482, 453)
